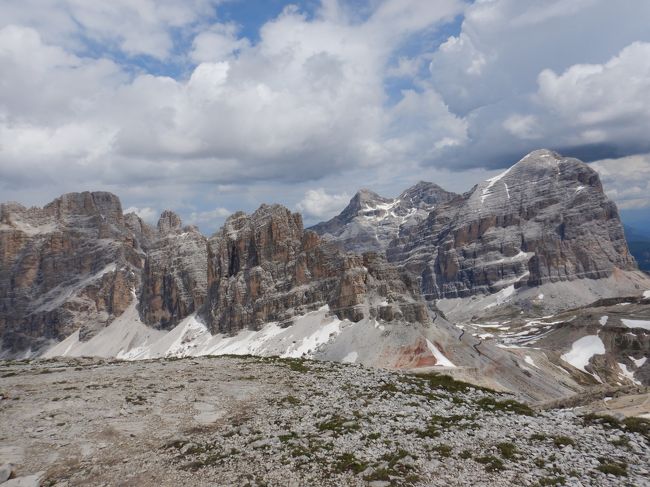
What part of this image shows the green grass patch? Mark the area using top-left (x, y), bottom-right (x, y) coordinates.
top-left (416, 413), bottom-right (477, 438)
top-left (596, 459), bottom-right (627, 477)
top-left (474, 455), bottom-right (504, 472)
top-left (553, 436), bottom-right (575, 448)
top-left (538, 476), bottom-right (566, 486)
top-left (378, 383), bottom-right (401, 394)
top-left (476, 397), bottom-right (535, 416)
top-left (581, 414), bottom-right (649, 441)
top-left (334, 453), bottom-right (367, 475)
top-left (278, 432), bottom-right (298, 443)
top-left (280, 395), bottom-right (301, 406)
top-left (282, 358), bottom-right (311, 373)
top-left (496, 442), bottom-right (517, 459)
top-left (432, 444), bottom-right (453, 457)
top-left (317, 415), bottom-right (360, 435)
top-left (362, 449), bottom-right (418, 483)
top-left (411, 373), bottom-right (493, 394)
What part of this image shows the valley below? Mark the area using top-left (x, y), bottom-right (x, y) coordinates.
top-left (1, 355), bottom-right (649, 487)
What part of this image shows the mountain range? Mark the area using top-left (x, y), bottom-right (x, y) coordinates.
top-left (1, 149), bottom-right (649, 401)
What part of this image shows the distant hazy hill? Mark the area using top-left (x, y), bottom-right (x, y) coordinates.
top-left (625, 225), bottom-right (650, 271)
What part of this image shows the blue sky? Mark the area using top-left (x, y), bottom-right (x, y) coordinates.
top-left (1, 0), bottom-right (649, 233)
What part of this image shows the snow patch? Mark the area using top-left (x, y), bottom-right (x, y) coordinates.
top-left (524, 355), bottom-right (539, 369)
top-left (629, 356), bottom-right (647, 368)
top-left (481, 168), bottom-right (511, 204)
top-left (560, 335), bottom-right (605, 374)
top-left (425, 339), bottom-right (456, 367)
top-left (599, 316), bottom-right (608, 326)
top-left (483, 251), bottom-right (534, 267)
top-left (621, 319), bottom-right (650, 331)
top-left (643, 290), bottom-right (650, 298)
top-left (618, 363), bottom-right (641, 385)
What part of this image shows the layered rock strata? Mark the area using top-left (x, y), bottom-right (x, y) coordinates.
top-left (0, 192), bottom-right (142, 354)
top-left (385, 150), bottom-right (638, 299)
top-left (205, 204), bottom-right (428, 335)
top-left (139, 211), bottom-right (208, 330)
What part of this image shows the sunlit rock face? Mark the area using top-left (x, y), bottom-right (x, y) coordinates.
top-left (385, 150), bottom-right (637, 299)
top-left (0, 195), bottom-right (211, 355)
top-left (205, 204), bottom-right (429, 335)
top-left (0, 192), bottom-right (142, 355)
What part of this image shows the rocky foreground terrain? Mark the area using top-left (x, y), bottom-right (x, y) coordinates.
top-left (1, 356), bottom-right (648, 487)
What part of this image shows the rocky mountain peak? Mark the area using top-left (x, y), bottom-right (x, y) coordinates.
top-left (157, 210), bottom-right (183, 234)
top-left (352, 188), bottom-right (391, 205)
top-left (398, 181), bottom-right (458, 208)
top-left (388, 150), bottom-right (640, 310)
top-left (124, 212), bottom-right (156, 250)
top-left (310, 182), bottom-right (457, 253)
top-left (0, 192), bottom-right (140, 355)
top-left (520, 148), bottom-right (562, 162)
top-left (468, 150), bottom-right (604, 213)
top-left (324, 188), bottom-right (392, 226)
top-left (44, 191), bottom-right (124, 226)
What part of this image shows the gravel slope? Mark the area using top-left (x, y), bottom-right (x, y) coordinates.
top-left (0, 356), bottom-right (648, 487)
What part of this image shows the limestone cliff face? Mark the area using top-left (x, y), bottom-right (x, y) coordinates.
top-left (205, 204), bottom-right (428, 335)
top-left (0, 192), bottom-right (142, 354)
top-left (139, 211), bottom-right (208, 330)
top-left (124, 212), bottom-right (156, 251)
top-left (387, 150), bottom-right (638, 299)
top-left (0, 195), bottom-right (212, 354)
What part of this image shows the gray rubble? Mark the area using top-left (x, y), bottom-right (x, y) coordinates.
top-left (1, 356), bottom-right (647, 487)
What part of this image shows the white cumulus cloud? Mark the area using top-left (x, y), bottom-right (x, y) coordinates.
top-left (297, 189), bottom-right (351, 221)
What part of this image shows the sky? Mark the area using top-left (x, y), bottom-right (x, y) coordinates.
top-left (1, 0), bottom-right (649, 234)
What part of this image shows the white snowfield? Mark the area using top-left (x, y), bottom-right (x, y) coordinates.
top-left (524, 355), bottom-right (539, 369)
top-left (560, 335), bottom-right (605, 376)
top-left (425, 339), bottom-right (456, 367)
top-left (621, 319), bottom-right (650, 331)
top-left (618, 362), bottom-right (641, 385)
top-left (43, 301), bottom-right (458, 369)
top-left (630, 356), bottom-right (647, 368)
